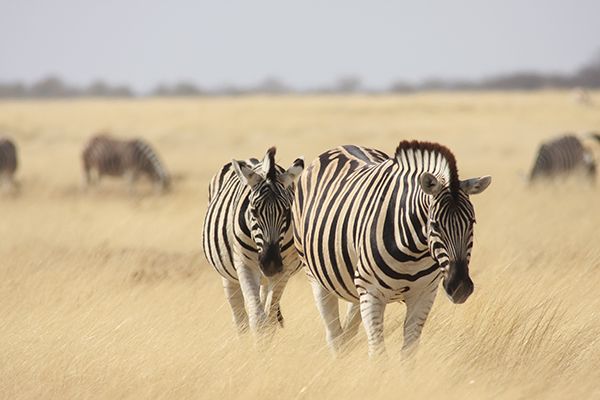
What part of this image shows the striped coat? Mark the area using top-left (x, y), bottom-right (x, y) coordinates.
top-left (82, 134), bottom-right (170, 192)
top-left (529, 134), bottom-right (596, 183)
top-left (0, 137), bottom-right (18, 190)
top-left (203, 147), bottom-right (304, 335)
top-left (293, 141), bottom-right (491, 356)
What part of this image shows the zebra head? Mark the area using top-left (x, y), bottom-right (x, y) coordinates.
top-left (157, 170), bottom-right (171, 192)
top-left (232, 147), bottom-right (304, 277)
top-left (420, 173), bottom-right (491, 304)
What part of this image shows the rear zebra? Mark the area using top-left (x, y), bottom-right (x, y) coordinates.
top-left (82, 134), bottom-right (170, 192)
top-left (293, 141), bottom-right (491, 356)
top-left (529, 134), bottom-right (596, 183)
top-left (202, 147), bottom-right (304, 336)
top-left (0, 137), bottom-right (18, 191)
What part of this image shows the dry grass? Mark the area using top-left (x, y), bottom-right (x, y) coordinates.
top-left (0, 92), bottom-right (599, 399)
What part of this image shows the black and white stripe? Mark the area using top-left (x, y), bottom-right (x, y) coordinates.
top-left (0, 137), bottom-right (18, 191)
top-left (202, 147), bottom-right (304, 335)
top-left (293, 141), bottom-right (491, 356)
top-left (529, 134), bottom-right (596, 183)
top-left (82, 134), bottom-right (170, 192)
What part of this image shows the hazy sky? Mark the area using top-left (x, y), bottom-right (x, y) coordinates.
top-left (1, 0), bottom-right (599, 91)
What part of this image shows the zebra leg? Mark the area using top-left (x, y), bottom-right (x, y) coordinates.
top-left (10, 174), bottom-right (20, 194)
top-left (1, 173), bottom-right (17, 194)
top-left (0, 173), bottom-right (7, 192)
top-left (401, 287), bottom-right (438, 355)
top-left (0, 173), bottom-right (7, 193)
top-left (584, 156), bottom-right (596, 184)
top-left (310, 281), bottom-right (343, 353)
top-left (125, 170), bottom-right (139, 194)
top-left (359, 290), bottom-right (387, 357)
top-left (263, 273), bottom-right (290, 328)
top-left (236, 265), bottom-right (267, 333)
top-left (82, 165), bottom-right (92, 189)
top-left (259, 283), bottom-right (268, 309)
top-left (340, 301), bottom-right (362, 346)
top-left (222, 278), bottom-right (248, 334)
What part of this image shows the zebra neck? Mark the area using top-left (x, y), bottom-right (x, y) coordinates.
top-left (372, 166), bottom-right (432, 259)
top-left (399, 178), bottom-right (431, 255)
top-left (234, 187), bottom-right (254, 240)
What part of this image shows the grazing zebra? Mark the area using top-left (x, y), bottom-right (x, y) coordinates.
top-left (0, 137), bottom-right (18, 191)
top-left (82, 134), bottom-right (170, 192)
top-left (293, 141), bottom-right (491, 356)
top-left (529, 134), bottom-right (596, 183)
top-left (203, 147), bottom-right (304, 336)
top-left (572, 87), bottom-right (593, 106)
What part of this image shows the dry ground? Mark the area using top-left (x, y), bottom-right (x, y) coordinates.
top-left (0, 92), bottom-right (599, 399)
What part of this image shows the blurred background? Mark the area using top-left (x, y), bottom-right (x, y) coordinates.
top-left (2, 0), bottom-right (600, 97)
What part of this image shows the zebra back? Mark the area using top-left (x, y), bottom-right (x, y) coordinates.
top-left (82, 134), bottom-right (170, 189)
top-left (529, 134), bottom-right (593, 181)
top-left (82, 134), bottom-right (129, 176)
top-left (293, 142), bottom-right (478, 302)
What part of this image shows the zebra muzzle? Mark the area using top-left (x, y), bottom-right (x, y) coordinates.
top-left (443, 260), bottom-right (474, 304)
top-left (258, 243), bottom-right (283, 277)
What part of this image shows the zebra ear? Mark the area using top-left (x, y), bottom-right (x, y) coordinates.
top-left (232, 160), bottom-right (263, 188)
top-left (280, 157), bottom-right (304, 188)
top-left (419, 172), bottom-right (443, 196)
top-left (261, 147), bottom-right (277, 178)
top-left (460, 175), bottom-right (492, 195)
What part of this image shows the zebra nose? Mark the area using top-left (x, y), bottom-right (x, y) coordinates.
top-left (444, 260), bottom-right (474, 304)
top-left (449, 278), bottom-right (474, 304)
top-left (259, 243), bottom-right (283, 277)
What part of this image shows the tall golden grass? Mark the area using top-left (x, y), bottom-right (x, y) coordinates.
top-left (0, 92), bottom-right (599, 399)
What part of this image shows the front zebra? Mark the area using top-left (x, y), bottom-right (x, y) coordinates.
top-left (293, 141), bottom-right (491, 357)
top-left (203, 147), bottom-right (304, 336)
top-left (529, 134), bottom-right (596, 183)
top-left (0, 137), bottom-right (18, 191)
top-left (82, 134), bottom-right (170, 192)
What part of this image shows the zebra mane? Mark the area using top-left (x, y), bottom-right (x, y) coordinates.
top-left (265, 146), bottom-right (277, 181)
top-left (395, 140), bottom-right (460, 197)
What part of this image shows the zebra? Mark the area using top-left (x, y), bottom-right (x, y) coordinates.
top-left (529, 134), bottom-right (596, 183)
top-left (82, 134), bottom-right (170, 192)
top-left (292, 141), bottom-right (491, 357)
top-left (0, 137), bottom-right (18, 192)
top-left (572, 87), bottom-right (593, 106)
top-left (202, 147), bottom-right (304, 336)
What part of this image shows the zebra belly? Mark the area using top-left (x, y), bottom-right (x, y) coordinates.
top-left (303, 248), bottom-right (440, 304)
top-left (305, 259), bottom-right (360, 302)
top-left (359, 259), bottom-right (442, 303)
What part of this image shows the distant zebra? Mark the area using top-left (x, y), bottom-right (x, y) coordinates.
top-left (203, 147), bottom-right (304, 335)
top-left (82, 134), bottom-right (170, 192)
top-left (0, 137), bottom-right (18, 191)
top-left (293, 141), bottom-right (491, 356)
top-left (572, 87), bottom-right (593, 106)
top-left (529, 134), bottom-right (596, 183)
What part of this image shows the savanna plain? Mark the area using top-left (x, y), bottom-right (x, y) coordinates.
top-left (0, 92), bottom-right (599, 399)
